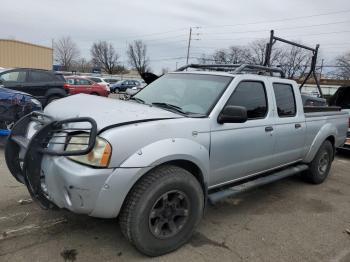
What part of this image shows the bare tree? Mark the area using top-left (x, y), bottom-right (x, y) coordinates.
top-left (54, 37), bottom-right (80, 71)
top-left (72, 58), bottom-right (92, 73)
top-left (334, 52), bottom-right (350, 79)
top-left (244, 39), bottom-right (283, 66)
top-left (278, 46), bottom-right (311, 79)
top-left (90, 41), bottom-right (120, 74)
top-left (211, 46), bottom-right (251, 64)
top-left (127, 40), bottom-right (150, 75)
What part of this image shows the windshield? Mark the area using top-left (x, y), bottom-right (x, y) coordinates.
top-left (134, 73), bottom-right (232, 115)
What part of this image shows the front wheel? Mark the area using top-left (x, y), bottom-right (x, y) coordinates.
top-left (305, 140), bottom-right (334, 184)
top-left (119, 165), bottom-right (204, 256)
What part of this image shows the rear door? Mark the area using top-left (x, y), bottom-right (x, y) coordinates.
top-left (27, 70), bottom-right (56, 98)
top-left (210, 79), bottom-right (276, 187)
top-left (271, 82), bottom-right (306, 165)
top-left (76, 78), bottom-right (94, 94)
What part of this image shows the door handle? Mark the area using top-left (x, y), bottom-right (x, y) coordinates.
top-left (295, 123), bottom-right (302, 129)
top-left (265, 126), bottom-right (274, 132)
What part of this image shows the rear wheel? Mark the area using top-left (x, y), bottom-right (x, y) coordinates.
top-left (305, 140), bottom-right (334, 184)
top-left (119, 165), bottom-right (204, 256)
top-left (91, 92), bottom-right (99, 96)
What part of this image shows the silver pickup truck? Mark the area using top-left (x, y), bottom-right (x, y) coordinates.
top-left (5, 64), bottom-right (348, 256)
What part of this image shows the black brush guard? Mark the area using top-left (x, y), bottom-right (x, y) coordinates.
top-left (5, 111), bottom-right (97, 209)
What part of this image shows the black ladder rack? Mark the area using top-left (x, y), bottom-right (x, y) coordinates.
top-left (176, 63), bottom-right (285, 78)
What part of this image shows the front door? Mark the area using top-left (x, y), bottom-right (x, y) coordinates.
top-left (210, 80), bottom-right (276, 187)
top-left (0, 69), bottom-right (28, 92)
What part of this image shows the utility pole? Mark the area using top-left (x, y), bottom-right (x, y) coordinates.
top-left (319, 59), bottom-right (324, 81)
top-left (186, 27), bottom-right (201, 65)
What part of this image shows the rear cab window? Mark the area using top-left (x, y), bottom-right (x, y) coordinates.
top-left (273, 83), bottom-right (296, 117)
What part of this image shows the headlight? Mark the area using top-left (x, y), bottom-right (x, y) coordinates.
top-left (66, 136), bottom-right (112, 167)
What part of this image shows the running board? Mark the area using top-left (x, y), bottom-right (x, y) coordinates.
top-left (208, 164), bottom-right (309, 204)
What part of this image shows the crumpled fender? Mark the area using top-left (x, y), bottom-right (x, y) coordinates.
top-left (120, 138), bottom-right (210, 182)
top-left (90, 138), bottom-right (210, 218)
top-left (304, 123), bottom-right (337, 162)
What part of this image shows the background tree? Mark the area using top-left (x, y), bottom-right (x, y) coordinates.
top-left (334, 51), bottom-right (350, 79)
top-left (72, 58), bottom-right (92, 73)
top-left (278, 46), bottom-right (311, 79)
top-left (53, 36), bottom-right (80, 71)
top-left (90, 41), bottom-right (120, 74)
top-left (127, 40), bottom-right (150, 75)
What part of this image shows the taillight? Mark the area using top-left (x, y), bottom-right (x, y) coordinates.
top-left (64, 83), bottom-right (71, 94)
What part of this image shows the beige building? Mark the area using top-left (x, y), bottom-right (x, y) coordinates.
top-left (0, 39), bottom-right (53, 70)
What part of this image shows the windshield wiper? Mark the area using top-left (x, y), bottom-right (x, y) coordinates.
top-left (129, 97), bottom-right (145, 104)
top-left (151, 102), bottom-right (188, 116)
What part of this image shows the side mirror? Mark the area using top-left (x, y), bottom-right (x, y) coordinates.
top-left (217, 106), bottom-right (248, 124)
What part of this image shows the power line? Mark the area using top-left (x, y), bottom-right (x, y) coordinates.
top-left (200, 9), bottom-right (350, 29)
top-left (119, 28), bottom-right (187, 40)
top-left (111, 9), bottom-right (350, 42)
top-left (142, 34), bottom-right (188, 42)
top-left (198, 30), bottom-right (350, 42)
top-left (201, 20), bottom-right (350, 36)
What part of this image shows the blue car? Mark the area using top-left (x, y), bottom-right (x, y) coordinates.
top-left (0, 85), bottom-right (42, 136)
top-left (110, 80), bottom-right (142, 93)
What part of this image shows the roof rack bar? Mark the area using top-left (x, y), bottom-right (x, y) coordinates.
top-left (176, 63), bottom-right (285, 78)
top-left (264, 30), bottom-right (322, 97)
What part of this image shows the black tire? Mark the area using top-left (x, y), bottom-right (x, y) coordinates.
top-left (91, 92), bottom-right (99, 96)
top-left (119, 165), bottom-right (204, 256)
top-left (46, 95), bottom-right (62, 104)
top-left (305, 140), bottom-right (334, 184)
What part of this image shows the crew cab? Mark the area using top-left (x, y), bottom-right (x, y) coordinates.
top-left (5, 64), bottom-right (348, 257)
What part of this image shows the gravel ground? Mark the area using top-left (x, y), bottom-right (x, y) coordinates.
top-left (0, 148), bottom-right (349, 262)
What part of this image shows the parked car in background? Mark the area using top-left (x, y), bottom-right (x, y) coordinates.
top-left (85, 76), bottom-right (110, 92)
top-left (125, 86), bottom-right (141, 97)
top-left (103, 78), bottom-right (120, 84)
top-left (329, 86), bottom-right (350, 150)
top-left (64, 76), bottom-right (109, 97)
top-left (0, 85), bottom-right (41, 133)
top-left (110, 79), bottom-right (142, 93)
top-left (0, 68), bottom-right (67, 106)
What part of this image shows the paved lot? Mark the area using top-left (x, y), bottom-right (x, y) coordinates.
top-left (0, 148), bottom-right (350, 262)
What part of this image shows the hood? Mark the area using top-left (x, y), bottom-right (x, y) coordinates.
top-left (44, 94), bottom-right (182, 131)
top-left (0, 87), bottom-right (34, 97)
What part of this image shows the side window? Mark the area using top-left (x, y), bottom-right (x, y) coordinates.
top-left (226, 81), bottom-right (268, 119)
top-left (30, 71), bottom-right (54, 82)
top-left (77, 79), bottom-right (91, 85)
top-left (90, 78), bottom-right (101, 83)
top-left (273, 83), bottom-right (296, 117)
top-left (67, 79), bottom-right (75, 85)
top-left (0, 71), bottom-right (26, 82)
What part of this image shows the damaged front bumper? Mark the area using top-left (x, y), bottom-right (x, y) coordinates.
top-left (5, 112), bottom-right (98, 210)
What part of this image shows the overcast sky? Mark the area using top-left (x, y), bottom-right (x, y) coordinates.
top-left (1, 0), bottom-right (350, 73)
